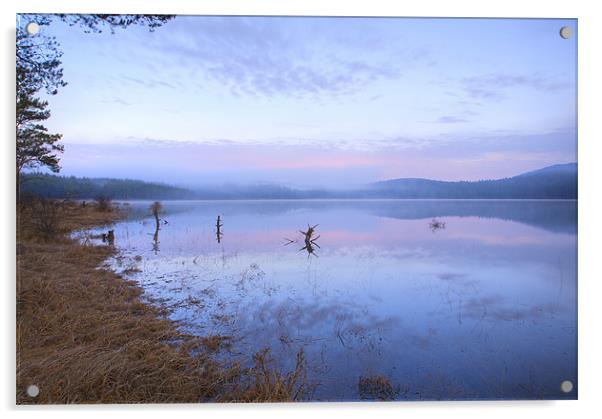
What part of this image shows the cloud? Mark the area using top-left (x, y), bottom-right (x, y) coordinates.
top-left (460, 73), bottom-right (572, 100)
top-left (434, 116), bottom-right (469, 124)
top-left (101, 97), bottom-right (133, 106)
top-left (139, 17), bottom-right (430, 98)
top-left (119, 75), bottom-right (176, 89)
top-left (115, 126), bottom-right (575, 159)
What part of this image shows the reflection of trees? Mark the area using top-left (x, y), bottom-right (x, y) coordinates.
top-left (152, 227), bottom-right (160, 254)
top-left (129, 200), bottom-right (575, 235)
top-left (371, 200), bottom-right (576, 234)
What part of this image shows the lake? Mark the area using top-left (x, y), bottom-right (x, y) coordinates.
top-left (87, 199), bottom-right (577, 401)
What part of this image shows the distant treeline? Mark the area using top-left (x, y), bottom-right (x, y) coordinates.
top-left (20, 163), bottom-right (577, 200)
top-left (20, 173), bottom-right (192, 200)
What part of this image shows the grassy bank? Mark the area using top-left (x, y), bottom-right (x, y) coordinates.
top-left (16, 199), bottom-right (306, 404)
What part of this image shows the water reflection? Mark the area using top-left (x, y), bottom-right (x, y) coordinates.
top-left (94, 199), bottom-right (576, 401)
top-left (152, 228), bottom-right (160, 254)
top-left (101, 229), bottom-right (115, 245)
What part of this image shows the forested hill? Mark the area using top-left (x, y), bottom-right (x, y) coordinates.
top-left (20, 163), bottom-right (577, 200)
top-left (368, 163), bottom-right (577, 199)
top-left (19, 174), bottom-right (193, 200)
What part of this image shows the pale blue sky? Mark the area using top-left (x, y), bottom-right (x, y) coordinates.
top-left (27, 16), bottom-right (577, 187)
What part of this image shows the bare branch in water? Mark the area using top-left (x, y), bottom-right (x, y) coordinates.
top-left (285, 223), bottom-right (321, 257)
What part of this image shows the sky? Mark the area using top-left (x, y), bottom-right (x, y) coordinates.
top-left (26, 16), bottom-right (577, 188)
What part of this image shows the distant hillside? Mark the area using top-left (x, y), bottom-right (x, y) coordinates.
top-left (19, 173), bottom-right (194, 200)
top-left (19, 163), bottom-right (577, 200)
top-left (368, 163), bottom-right (577, 199)
top-left (515, 163), bottom-right (577, 178)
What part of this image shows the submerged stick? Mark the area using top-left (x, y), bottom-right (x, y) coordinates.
top-left (216, 215), bottom-right (223, 243)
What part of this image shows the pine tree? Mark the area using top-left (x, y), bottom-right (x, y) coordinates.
top-left (16, 90), bottom-right (64, 178)
top-left (16, 15), bottom-right (66, 195)
top-left (15, 14), bottom-right (173, 198)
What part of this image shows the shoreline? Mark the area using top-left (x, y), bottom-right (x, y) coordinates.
top-left (16, 199), bottom-right (306, 404)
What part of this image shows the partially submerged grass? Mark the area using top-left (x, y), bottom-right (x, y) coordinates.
top-left (358, 374), bottom-right (398, 401)
top-left (16, 199), bottom-right (307, 404)
top-left (240, 349), bottom-right (308, 402)
top-left (201, 335), bottom-right (233, 352)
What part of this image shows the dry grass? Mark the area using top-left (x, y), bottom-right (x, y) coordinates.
top-left (94, 195), bottom-right (113, 212)
top-left (237, 349), bottom-right (308, 402)
top-left (201, 335), bottom-right (232, 352)
top-left (16, 200), bottom-right (306, 404)
top-left (358, 375), bottom-right (397, 401)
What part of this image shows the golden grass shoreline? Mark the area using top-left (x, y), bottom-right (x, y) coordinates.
top-left (16, 200), bottom-right (306, 404)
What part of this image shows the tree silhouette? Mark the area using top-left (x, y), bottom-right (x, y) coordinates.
top-left (16, 89), bottom-right (63, 179)
top-left (16, 14), bottom-right (174, 197)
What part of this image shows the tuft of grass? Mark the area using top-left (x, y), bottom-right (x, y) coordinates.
top-left (16, 200), bottom-right (306, 404)
top-left (26, 197), bottom-right (61, 241)
top-left (223, 349), bottom-right (308, 402)
top-left (17, 198), bottom-right (121, 244)
top-left (358, 374), bottom-right (397, 401)
top-left (201, 335), bottom-right (232, 352)
top-left (94, 195), bottom-right (113, 212)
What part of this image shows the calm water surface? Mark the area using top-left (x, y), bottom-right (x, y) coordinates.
top-left (89, 200), bottom-right (577, 401)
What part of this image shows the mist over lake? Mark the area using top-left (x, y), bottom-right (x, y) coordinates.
top-left (85, 199), bottom-right (577, 400)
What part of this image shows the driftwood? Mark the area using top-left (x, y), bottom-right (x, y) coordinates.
top-left (284, 223), bottom-right (321, 257)
top-left (301, 224), bottom-right (320, 248)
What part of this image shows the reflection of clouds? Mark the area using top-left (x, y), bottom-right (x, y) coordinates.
top-left (432, 268), bottom-right (567, 325)
top-left (122, 249), bottom-right (402, 362)
top-left (408, 328), bottom-right (439, 349)
top-left (430, 273), bottom-right (566, 328)
top-left (438, 273), bottom-right (468, 281)
top-left (232, 295), bottom-right (400, 353)
top-left (95, 199), bottom-right (577, 400)
top-left (163, 216), bottom-right (573, 257)
top-left (461, 296), bottom-right (563, 322)
top-left (443, 231), bottom-right (568, 247)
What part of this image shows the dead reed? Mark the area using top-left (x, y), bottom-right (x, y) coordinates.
top-left (358, 374), bottom-right (397, 401)
top-left (16, 200), bottom-right (306, 404)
